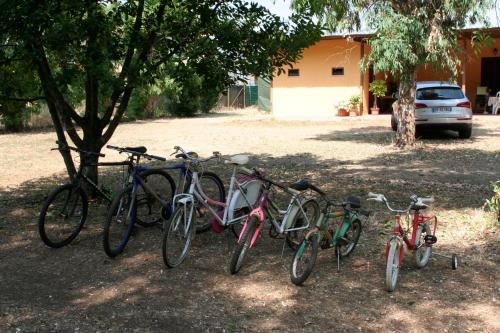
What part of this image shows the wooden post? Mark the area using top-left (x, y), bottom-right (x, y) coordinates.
top-left (360, 41), bottom-right (365, 115)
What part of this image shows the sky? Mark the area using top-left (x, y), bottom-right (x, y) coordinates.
top-left (253, 0), bottom-right (500, 28)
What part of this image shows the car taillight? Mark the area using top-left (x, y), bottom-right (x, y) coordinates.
top-left (415, 103), bottom-right (427, 109)
top-left (456, 101), bottom-right (471, 108)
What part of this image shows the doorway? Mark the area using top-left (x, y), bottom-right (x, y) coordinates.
top-left (481, 57), bottom-right (500, 95)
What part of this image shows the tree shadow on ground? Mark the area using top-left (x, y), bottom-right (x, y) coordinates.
top-left (0, 150), bottom-right (498, 332)
top-left (309, 122), bottom-right (498, 146)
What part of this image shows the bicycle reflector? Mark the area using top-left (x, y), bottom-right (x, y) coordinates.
top-left (424, 235), bottom-right (437, 245)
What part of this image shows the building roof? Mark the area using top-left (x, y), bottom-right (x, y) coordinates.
top-left (322, 27), bottom-right (500, 41)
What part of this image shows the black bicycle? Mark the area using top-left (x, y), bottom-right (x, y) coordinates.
top-left (38, 142), bottom-right (175, 248)
top-left (103, 145), bottom-right (225, 257)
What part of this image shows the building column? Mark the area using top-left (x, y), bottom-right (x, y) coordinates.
top-left (462, 38), bottom-right (467, 95)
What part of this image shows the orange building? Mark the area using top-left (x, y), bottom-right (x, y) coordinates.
top-left (271, 28), bottom-right (500, 120)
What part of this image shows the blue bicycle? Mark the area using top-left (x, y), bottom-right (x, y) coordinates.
top-left (103, 145), bottom-right (225, 258)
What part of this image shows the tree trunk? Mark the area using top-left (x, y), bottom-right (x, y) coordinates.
top-left (395, 70), bottom-right (417, 147)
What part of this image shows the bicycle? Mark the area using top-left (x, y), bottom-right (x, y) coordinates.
top-left (103, 145), bottom-right (176, 257)
top-left (290, 185), bottom-right (368, 285)
top-left (162, 149), bottom-right (265, 268)
top-left (38, 141), bottom-right (162, 248)
top-left (229, 178), bottom-right (320, 275)
top-left (367, 192), bottom-right (459, 292)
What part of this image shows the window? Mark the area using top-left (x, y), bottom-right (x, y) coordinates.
top-left (288, 69), bottom-right (300, 77)
top-left (416, 87), bottom-right (465, 100)
top-left (332, 67), bottom-right (344, 76)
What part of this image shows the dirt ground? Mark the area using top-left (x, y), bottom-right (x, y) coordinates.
top-left (0, 109), bottom-right (499, 332)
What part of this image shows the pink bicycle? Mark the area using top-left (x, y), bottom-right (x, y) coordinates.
top-left (368, 192), bottom-right (458, 292)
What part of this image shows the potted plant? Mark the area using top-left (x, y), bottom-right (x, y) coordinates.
top-left (336, 100), bottom-right (349, 117)
top-left (348, 94), bottom-right (361, 116)
top-left (369, 80), bottom-right (387, 115)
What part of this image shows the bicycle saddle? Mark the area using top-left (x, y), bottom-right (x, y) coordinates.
top-left (288, 179), bottom-right (311, 191)
top-left (225, 154), bottom-right (249, 165)
top-left (343, 196), bottom-right (361, 209)
top-left (411, 203), bottom-right (429, 211)
top-left (125, 146), bottom-right (147, 154)
top-left (175, 152), bottom-right (198, 159)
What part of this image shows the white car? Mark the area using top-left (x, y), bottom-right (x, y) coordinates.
top-left (391, 82), bottom-right (473, 138)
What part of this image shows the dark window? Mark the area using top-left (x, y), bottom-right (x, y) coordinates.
top-left (416, 87), bottom-right (465, 100)
top-left (288, 69), bottom-right (300, 77)
top-left (332, 67), bottom-right (344, 76)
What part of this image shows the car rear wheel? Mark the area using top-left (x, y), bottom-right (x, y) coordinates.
top-left (458, 126), bottom-right (472, 139)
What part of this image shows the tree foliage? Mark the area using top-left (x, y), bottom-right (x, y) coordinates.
top-left (293, 0), bottom-right (494, 147)
top-left (0, 0), bottom-right (321, 181)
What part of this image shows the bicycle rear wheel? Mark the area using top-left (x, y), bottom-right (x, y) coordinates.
top-left (413, 223), bottom-right (432, 268)
top-left (162, 203), bottom-right (195, 268)
top-left (385, 240), bottom-right (400, 292)
top-left (135, 169), bottom-right (175, 227)
top-left (290, 234), bottom-right (319, 286)
top-left (38, 184), bottom-right (88, 248)
top-left (337, 219), bottom-right (362, 257)
top-left (286, 198), bottom-right (320, 250)
top-left (229, 216), bottom-right (258, 274)
top-left (103, 186), bottom-right (135, 257)
top-left (193, 171), bottom-right (225, 234)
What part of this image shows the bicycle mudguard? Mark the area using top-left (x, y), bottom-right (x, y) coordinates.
top-left (385, 237), bottom-right (405, 265)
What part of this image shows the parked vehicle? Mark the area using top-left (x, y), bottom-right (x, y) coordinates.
top-left (289, 184), bottom-right (368, 286)
top-left (367, 192), bottom-right (458, 292)
top-left (391, 82), bottom-right (473, 138)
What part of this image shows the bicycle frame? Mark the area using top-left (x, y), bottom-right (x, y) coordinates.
top-left (171, 163), bottom-right (260, 234)
top-left (386, 212), bottom-right (438, 264)
top-left (239, 186), bottom-right (314, 248)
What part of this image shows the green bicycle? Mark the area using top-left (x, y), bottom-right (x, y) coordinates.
top-left (290, 185), bottom-right (368, 286)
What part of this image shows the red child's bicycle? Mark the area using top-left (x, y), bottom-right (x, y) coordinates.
top-left (368, 192), bottom-right (458, 292)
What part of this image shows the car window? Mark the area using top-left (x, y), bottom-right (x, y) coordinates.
top-left (416, 87), bottom-right (465, 100)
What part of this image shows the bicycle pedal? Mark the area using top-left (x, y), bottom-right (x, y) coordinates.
top-left (424, 235), bottom-right (437, 245)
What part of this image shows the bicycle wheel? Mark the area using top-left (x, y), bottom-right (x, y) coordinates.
top-left (135, 169), bottom-right (175, 227)
top-left (229, 216), bottom-right (258, 274)
top-left (337, 218), bottom-right (362, 257)
top-left (413, 223), bottom-right (432, 268)
top-left (103, 185), bottom-right (135, 257)
top-left (290, 234), bottom-right (319, 286)
top-left (162, 203), bottom-right (195, 268)
top-left (286, 198), bottom-right (320, 250)
top-left (38, 184), bottom-right (88, 248)
top-left (193, 171), bottom-right (225, 234)
top-left (385, 239), bottom-right (400, 292)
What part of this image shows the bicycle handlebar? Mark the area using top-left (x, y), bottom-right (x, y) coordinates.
top-left (107, 145), bottom-right (165, 161)
top-left (54, 141), bottom-right (105, 157)
top-left (367, 192), bottom-right (434, 213)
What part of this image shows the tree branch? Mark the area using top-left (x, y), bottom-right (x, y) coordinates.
top-left (0, 95), bottom-right (45, 102)
top-left (100, 0), bottom-right (145, 129)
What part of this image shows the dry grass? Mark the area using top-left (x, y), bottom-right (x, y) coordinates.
top-left (0, 109), bottom-right (499, 332)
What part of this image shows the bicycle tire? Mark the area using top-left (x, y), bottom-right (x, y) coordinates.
top-left (290, 234), bottom-right (319, 286)
top-left (229, 216), bottom-right (258, 274)
top-left (135, 169), bottom-right (175, 227)
top-left (385, 240), bottom-right (400, 292)
top-left (413, 223), bottom-right (432, 268)
top-left (103, 185), bottom-right (135, 258)
top-left (285, 198), bottom-right (320, 250)
top-left (193, 171), bottom-right (225, 234)
top-left (162, 203), bottom-right (195, 268)
top-left (337, 218), bottom-right (362, 257)
top-left (38, 184), bottom-right (88, 248)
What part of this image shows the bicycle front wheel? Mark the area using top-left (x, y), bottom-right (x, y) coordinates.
top-left (385, 240), bottom-right (401, 292)
top-left (136, 169), bottom-right (175, 227)
top-left (103, 186), bottom-right (135, 257)
top-left (193, 171), bottom-right (225, 234)
top-left (337, 218), bottom-right (362, 257)
top-left (162, 204), bottom-right (195, 268)
top-left (38, 184), bottom-right (88, 248)
top-left (229, 216), bottom-right (258, 274)
top-left (290, 234), bottom-right (319, 286)
top-left (413, 223), bottom-right (432, 268)
top-left (286, 198), bottom-right (320, 250)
